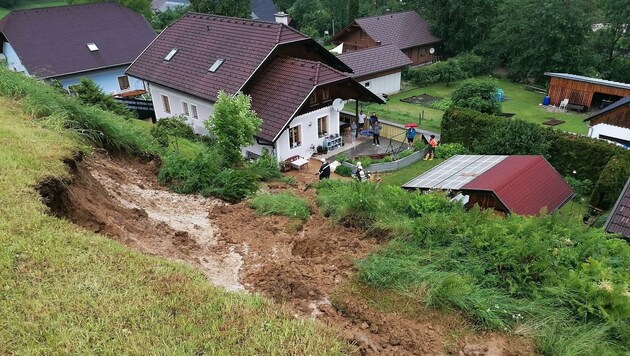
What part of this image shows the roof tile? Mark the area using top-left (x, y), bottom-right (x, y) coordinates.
top-left (605, 178), bottom-right (630, 238)
top-left (353, 11), bottom-right (440, 50)
top-left (337, 44), bottom-right (412, 78)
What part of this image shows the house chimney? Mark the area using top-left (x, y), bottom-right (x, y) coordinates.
top-left (274, 11), bottom-right (289, 25)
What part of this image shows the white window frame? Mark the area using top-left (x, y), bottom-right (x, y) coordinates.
top-left (191, 104), bottom-right (198, 119)
top-left (161, 94), bottom-right (170, 114)
top-left (182, 101), bottom-right (189, 116)
top-left (317, 116), bottom-right (328, 137)
top-left (289, 125), bottom-right (302, 149)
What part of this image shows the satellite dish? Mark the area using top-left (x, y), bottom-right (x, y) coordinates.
top-left (429, 47), bottom-right (435, 54)
top-left (332, 98), bottom-right (344, 112)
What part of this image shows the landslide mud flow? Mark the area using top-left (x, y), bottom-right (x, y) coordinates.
top-left (38, 152), bottom-right (536, 355)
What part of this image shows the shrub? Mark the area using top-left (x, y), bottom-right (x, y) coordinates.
top-left (335, 153), bottom-right (347, 163)
top-left (441, 106), bottom-right (501, 151)
top-left (202, 168), bottom-right (259, 203)
top-left (425, 98), bottom-right (453, 111)
top-left (453, 52), bottom-right (487, 77)
top-left (451, 78), bottom-right (502, 115)
top-left (73, 78), bottom-right (133, 118)
top-left (251, 192), bottom-right (311, 220)
top-left (356, 156), bottom-right (372, 168)
top-left (150, 116), bottom-right (195, 151)
top-left (246, 150), bottom-right (281, 182)
top-left (564, 176), bottom-right (594, 202)
top-left (474, 119), bottom-right (550, 156)
top-left (434, 143), bottom-right (468, 159)
top-left (590, 154), bottom-right (630, 209)
top-left (334, 164), bottom-right (353, 177)
top-left (157, 148), bottom-right (224, 194)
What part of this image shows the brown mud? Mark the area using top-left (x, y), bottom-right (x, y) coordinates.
top-left (38, 152), bottom-right (536, 355)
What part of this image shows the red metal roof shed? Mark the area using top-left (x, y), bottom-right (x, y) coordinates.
top-left (462, 156), bottom-right (574, 215)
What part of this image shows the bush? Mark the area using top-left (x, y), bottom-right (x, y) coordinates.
top-left (335, 153), bottom-right (347, 163)
top-left (334, 164), bottom-right (352, 177)
top-left (434, 143), bottom-right (468, 159)
top-left (451, 78), bottom-right (502, 115)
top-left (251, 192), bottom-right (311, 220)
top-left (453, 52), bottom-right (488, 77)
top-left (202, 169), bottom-right (259, 203)
top-left (425, 98), bottom-right (453, 111)
top-left (474, 118), bottom-right (550, 156)
top-left (157, 149), bottom-right (224, 194)
top-left (590, 154), bottom-right (630, 209)
top-left (73, 78), bottom-right (134, 118)
top-left (441, 107), bottom-right (501, 150)
top-left (150, 116), bottom-right (195, 151)
top-left (564, 176), bottom-right (594, 202)
top-left (246, 150), bottom-right (281, 182)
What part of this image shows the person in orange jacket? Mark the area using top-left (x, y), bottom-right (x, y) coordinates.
top-left (423, 134), bottom-right (438, 161)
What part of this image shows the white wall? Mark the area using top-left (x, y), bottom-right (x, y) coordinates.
top-left (589, 123), bottom-right (630, 144)
top-left (2, 42), bottom-right (28, 74)
top-left (148, 82), bottom-right (214, 135)
top-left (57, 66), bottom-right (145, 96)
top-left (273, 106), bottom-right (340, 161)
top-left (358, 71), bottom-right (402, 96)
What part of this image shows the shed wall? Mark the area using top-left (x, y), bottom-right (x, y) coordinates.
top-left (548, 77), bottom-right (630, 109)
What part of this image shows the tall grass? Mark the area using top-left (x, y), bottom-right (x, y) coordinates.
top-left (0, 66), bottom-right (157, 155)
top-left (317, 180), bottom-right (630, 354)
top-left (251, 192), bottom-right (311, 220)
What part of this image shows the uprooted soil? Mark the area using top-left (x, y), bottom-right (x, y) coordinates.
top-left (400, 94), bottom-right (442, 105)
top-left (38, 152), bottom-right (536, 355)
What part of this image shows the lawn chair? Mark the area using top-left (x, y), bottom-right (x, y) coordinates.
top-left (559, 98), bottom-right (569, 110)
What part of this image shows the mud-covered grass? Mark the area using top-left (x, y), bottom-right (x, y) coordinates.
top-left (251, 192), bottom-right (311, 220)
top-left (0, 99), bottom-right (347, 353)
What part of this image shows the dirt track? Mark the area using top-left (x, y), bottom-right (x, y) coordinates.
top-left (39, 152), bottom-right (536, 355)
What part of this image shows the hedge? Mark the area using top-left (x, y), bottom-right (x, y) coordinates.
top-left (402, 53), bottom-right (489, 87)
top-left (441, 106), bottom-right (630, 209)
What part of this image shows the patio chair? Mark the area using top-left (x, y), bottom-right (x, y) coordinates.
top-left (559, 98), bottom-right (569, 110)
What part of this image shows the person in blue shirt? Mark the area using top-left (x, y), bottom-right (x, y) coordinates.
top-left (406, 127), bottom-right (417, 149)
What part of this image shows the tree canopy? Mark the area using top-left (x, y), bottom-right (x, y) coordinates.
top-left (68, 0), bottom-right (153, 20)
top-left (189, 0), bottom-right (250, 18)
top-left (451, 79), bottom-right (502, 115)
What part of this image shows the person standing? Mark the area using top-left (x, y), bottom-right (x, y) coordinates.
top-left (355, 162), bottom-right (367, 182)
top-left (423, 134), bottom-right (438, 161)
top-left (371, 115), bottom-right (381, 146)
top-left (356, 111), bottom-right (366, 138)
top-left (406, 127), bottom-right (417, 149)
top-left (317, 158), bottom-right (331, 180)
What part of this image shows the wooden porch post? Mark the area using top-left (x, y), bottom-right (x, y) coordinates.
top-left (355, 99), bottom-right (359, 138)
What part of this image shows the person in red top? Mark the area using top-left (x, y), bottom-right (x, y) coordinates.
top-left (423, 134), bottom-right (438, 161)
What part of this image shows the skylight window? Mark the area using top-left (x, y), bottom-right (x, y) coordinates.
top-left (208, 59), bottom-right (225, 73)
top-left (87, 43), bottom-right (99, 52)
top-left (164, 48), bottom-right (178, 61)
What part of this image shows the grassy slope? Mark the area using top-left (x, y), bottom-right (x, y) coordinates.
top-left (0, 0), bottom-right (67, 18)
top-left (349, 76), bottom-right (589, 135)
top-left (0, 97), bottom-right (345, 354)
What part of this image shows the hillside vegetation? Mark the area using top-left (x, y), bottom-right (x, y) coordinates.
top-left (317, 180), bottom-right (630, 355)
top-left (0, 68), bottom-right (346, 353)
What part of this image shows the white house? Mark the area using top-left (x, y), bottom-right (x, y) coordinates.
top-left (126, 13), bottom-right (383, 162)
top-left (337, 44), bottom-right (412, 97)
top-left (0, 3), bottom-right (156, 95)
top-left (586, 96), bottom-right (630, 148)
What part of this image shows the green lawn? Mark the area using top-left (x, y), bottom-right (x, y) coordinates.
top-left (350, 76), bottom-right (589, 135)
top-left (378, 157), bottom-right (445, 187)
top-left (0, 0), bottom-right (68, 18)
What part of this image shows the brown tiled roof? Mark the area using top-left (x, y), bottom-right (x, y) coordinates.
top-left (0, 3), bottom-right (156, 78)
top-left (337, 44), bottom-right (412, 78)
top-left (605, 178), bottom-right (630, 238)
top-left (247, 57), bottom-right (383, 141)
top-left (126, 13), bottom-right (309, 103)
top-left (342, 11), bottom-right (441, 50)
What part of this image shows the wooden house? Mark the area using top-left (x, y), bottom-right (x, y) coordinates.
top-left (126, 13), bottom-right (383, 162)
top-left (402, 155), bottom-right (574, 216)
top-left (604, 177), bottom-right (630, 239)
top-left (0, 3), bottom-right (156, 95)
top-left (330, 11), bottom-right (441, 66)
top-left (545, 72), bottom-right (630, 112)
top-left (585, 96), bottom-right (630, 147)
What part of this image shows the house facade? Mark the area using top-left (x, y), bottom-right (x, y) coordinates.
top-left (0, 3), bottom-right (156, 95)
top-left (331, 11), bottom-right (441, 66)
top-left (586, 96), bottom-right (630, 147)
top-left (126, 13), bottom-right (382, 162)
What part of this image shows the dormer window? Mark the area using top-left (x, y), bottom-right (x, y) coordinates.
top-left (208, 59), bottom-right (224, 73)
top-left (87, 43), bottom-right (99, 52)
top-left (164, 48), bottom-right (178, 61)
top-left (321, 87), bottom-right (330, 102)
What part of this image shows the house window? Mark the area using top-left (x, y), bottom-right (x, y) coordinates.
top-left (364, 81), bottom-right (370, 88)
top-left (289, 126), bottom-right (301, 148)
top-left (161, 94), bottom-right (170, 114)
top-left (309, 93), bottom-right (317, 106)
top-left (118, 75), bottom-right (130, 90)
top-left (191, 104), bottom-right (198, 119)
top-left (182, 101), bottom-right (189, 116)
top-left (317, 116), bottom-right (328, 137)
top-left (321, 87), bottom-right (330, 102)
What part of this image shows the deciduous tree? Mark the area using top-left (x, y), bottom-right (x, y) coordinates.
top-left (189, 0), bottom-right (250, 18)
top-left (68, 0), bottom-right (153, 20)
top-left (451, 79), bottom-right (502, 115)
top-left (204, 91), bottom-right (262, 165)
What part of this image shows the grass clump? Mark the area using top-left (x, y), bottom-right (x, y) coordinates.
top-left (251, 192), bottom-right (311, 220)
top-left (317, 180), bottom-right (630, 354)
